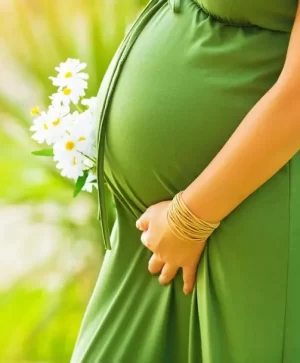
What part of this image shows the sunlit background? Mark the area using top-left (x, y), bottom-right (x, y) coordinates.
top-left (0, 0), bottom-right (147, 361)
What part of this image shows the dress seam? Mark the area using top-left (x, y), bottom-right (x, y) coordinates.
top-left (281, 160), bottom-right (291, 362)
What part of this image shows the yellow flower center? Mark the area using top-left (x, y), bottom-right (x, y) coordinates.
top-left (63, 88), bottom-right (72, 95)
top-left (31, 106), bottom-right (40, 116)
top-left (52, 118), bottom-right (60, 126)
top-left (72, 156), bottom-right (77, 165)
top-left (65, 141), bottom-right (75, 151)
top-left (78, 136), bottom-right (86, 141)
top-left (43, 123), bottom-right (48, 130)
top-left (65, 71), bottom-right (72, 78)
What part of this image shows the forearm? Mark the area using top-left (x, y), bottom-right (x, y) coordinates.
top-left (182, 82), bottom-right (300, 223)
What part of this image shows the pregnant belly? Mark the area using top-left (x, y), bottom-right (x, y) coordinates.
top-left (103, 0), bottom-right (290, 216)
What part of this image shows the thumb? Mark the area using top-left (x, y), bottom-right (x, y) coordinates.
top-left (136, 209), bottom-right (151, 231)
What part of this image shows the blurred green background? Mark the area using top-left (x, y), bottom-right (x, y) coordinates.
top-left (0, 0), bottom-right (147, 361)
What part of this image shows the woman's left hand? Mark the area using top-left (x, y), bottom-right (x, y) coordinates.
top-left (135, 200), bottom-right (207, 295)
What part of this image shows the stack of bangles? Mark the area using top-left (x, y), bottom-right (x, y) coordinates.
top-left (166, 191), bottom-right (221, 243)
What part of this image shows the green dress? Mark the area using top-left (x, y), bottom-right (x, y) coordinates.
top-left (71, 0), bottom-right (300, 362)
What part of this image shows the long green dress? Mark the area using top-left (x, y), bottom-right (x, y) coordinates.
top-left (71, 0), bottom-right (300, 362)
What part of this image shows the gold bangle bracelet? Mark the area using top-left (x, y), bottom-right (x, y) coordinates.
top-left (166, 191), bottom-right (221, 243)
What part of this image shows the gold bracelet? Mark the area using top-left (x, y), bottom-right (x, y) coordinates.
top-left (166, 191), bottom-right (221, 243)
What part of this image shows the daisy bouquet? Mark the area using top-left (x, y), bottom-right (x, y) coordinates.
top-left (30, 58), bottom-right (98, 196)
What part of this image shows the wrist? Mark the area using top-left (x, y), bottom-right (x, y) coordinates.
top-left (181, 188), bottom-right (222, 224)
top-left (167, 191), bottom-right (220, 243)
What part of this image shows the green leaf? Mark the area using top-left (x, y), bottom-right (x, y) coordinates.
top-left (32, 149), bottom-right (54, 157)
top-left (73, 170), bottom-right (89, 197)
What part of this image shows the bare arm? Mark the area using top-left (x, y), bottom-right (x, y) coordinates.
top-left (182, 1), bottom-right (300, 222)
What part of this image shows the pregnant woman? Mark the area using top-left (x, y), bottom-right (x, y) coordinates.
top-left (71, 0), bottom-right (300, 362)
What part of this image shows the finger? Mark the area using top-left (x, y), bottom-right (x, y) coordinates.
top-left (140, 231), bottom-right (154, 252)
top-left (148, 254), bottom-right (164, 275)
top-left (182, 265), bottom-right (197, 295)
top-left (136, 208), bottom-right (152, 231)
top-left (158, 264), bottom-right (179, 285)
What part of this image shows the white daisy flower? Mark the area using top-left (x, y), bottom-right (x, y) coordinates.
top-left (50, 82), bottom-right (86, 107)
top-left (81, 97), bottom-right (97, 115)
top-left (53, 135), bottom-right (86, 180)
top-left (49, 58), bottom-right (89, 89)
top-left (46, 104), bottom-right (70, 143)
top-left (30, 58), bottom-right (97, 196)
top-left (74, 110), bottom-right (96, 157)
top-left (76, 109), bottom-right (94, 127)
top-left (30, 105), bottom-right (70, 145)
top-left (53, 114), bottom-right (95, 180)
top-left (62, 110), bottom-right (80, 130)
top-left (30, 111), bottom-right (52, 144)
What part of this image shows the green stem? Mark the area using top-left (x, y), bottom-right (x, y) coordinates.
top-left (77, 150), bottom-right (96, 164)
top-left (75, 104), bottom-right (84, 113)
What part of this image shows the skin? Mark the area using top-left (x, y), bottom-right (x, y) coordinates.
top-left (135, 0), bottom-right (300, 296)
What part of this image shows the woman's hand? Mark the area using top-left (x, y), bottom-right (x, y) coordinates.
top-left (135, 200), bottom-right (207, 295)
